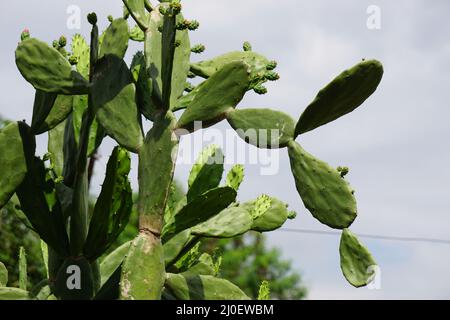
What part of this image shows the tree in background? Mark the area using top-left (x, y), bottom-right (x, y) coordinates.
top-left (202, 233), bottom-right (307, 300)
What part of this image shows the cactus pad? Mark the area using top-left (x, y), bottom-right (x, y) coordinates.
top-left (0, 122), bottom-right (28, 208)
top-left (288, 141), bottom-right (357, 229)
top-left (227, 108), bottom-right (295, 148)
top-left (295, 60), bottom-right (383, 136)
top-left (165, 274), bottom-right (250, 300)
top-left (15, 38), bottom-right (89, 94)
top-left (339, 229), bottom-right (377, 287)
top-left (176, 61), bottom-right (250, 131)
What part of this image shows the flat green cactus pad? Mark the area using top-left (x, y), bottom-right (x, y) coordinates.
top-left (191, 207), bottom-right (253, 238)
top-left (99, 240), bottom-right (132, 287)
top-left (99, 18), bottom-right (130, 59)
top-left (190, 51), bottom-right (270, 90)
top-left (120, 233), bottom-right (165, 300)
top-left (0, 287), bottom-right (29, 300)
top-left (0, 122), bottom-right (28, 209)
top-left (177, 61), bottom-right (250, 131)
top-left (295, 60), bottom-right (383, 136)
top-left (163, 187), bottom-right (237, 241)
top-left (165, 273), bottom-right (250, 300)
top-left (227, 108), bottom-right (295, 148)
top-left (15, 38), bottom-right (89, 94)
top-left (339, 229), bottom-right (377, 288)
top-left (288, 141), bottom-right (357, 229)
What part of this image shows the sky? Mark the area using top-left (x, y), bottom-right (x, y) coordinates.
top-left (1, 0), bottom-right (450, 299)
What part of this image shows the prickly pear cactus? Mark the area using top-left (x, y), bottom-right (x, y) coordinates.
top-left (0, 0), bottom-right (383, 300)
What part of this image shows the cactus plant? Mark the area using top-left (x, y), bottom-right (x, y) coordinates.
top-left (0, 0), bottom-right (383, 300)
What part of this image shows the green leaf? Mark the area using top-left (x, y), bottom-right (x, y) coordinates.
top-left (227, 108), bottom-right (295, 148)
top-left (191, 207), bottom-right (253, 238)
top-left (163, 187), bottom-right (237, 242)
top-left (225, 164), bottom-right (244, 191)
top-left (18, 247), bottom-right (27, 290)
top-left (84, 147), bottom-right (133, 260)
top-left (91, 55), bottom-right (143, 152)
top-left (0, 288), bottom-right (29, 300)
top-left (15, 38), bottom-right (89, 94)
top-left (340, 229), bottom-right (377, 288)
top-left (187, 145), bottom-right (224, 202)
top-left (99, 240), bottom-right (132, 287)
top-left (99, 18), bottom-right (130, 59)
top-left (288, 141), bottom-right (357, 229)
top-left (120, 233), bottom-right (165, 300)
top-left (295, 60), bottom-right (384, 136)
top-left (176, 61), bottom-right (250, 131)
top-left (165, 274), bottom-right (250, 300)
top-left (0, 122), bottom-right (28, 209)
top-left (0, 261), bottom-right (7, 287)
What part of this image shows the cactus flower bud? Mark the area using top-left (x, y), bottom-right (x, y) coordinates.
top-left (337, 166), bottom-right (349, 177)
top-left (243, 41), bottom-right (252, 52)
top-left (20, 29), bottom-right (30, 41)
top-left (159, 6), bottom-right (168, 16)
top-left (254, 85), bottom-right (267, 95)
top-left (52, 40), bottom-right (59, 48)
top-left (68, 55), bottom-right (78, 65)
top-left (58, 35), bottom-right (67, 48)
top-left (87, 12), bottom-right (98, 25)
top-left (191, 44), bottom-right (205, 54)
top-left (170, 2), bottom-right (182, 15)
top-left (265, 71), bottom-right (280, 81)
top-left (266, 60), bottom-right (278, 70)
top-left (287, 210), bottom-right (297, 219)
top-left (107, 15), bottom-right (114, 22)
top-left (188, 20), bottom-right (199, 31)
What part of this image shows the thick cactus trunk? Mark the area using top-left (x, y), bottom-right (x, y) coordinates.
top-left (120, 112), bottom-right (179, 299)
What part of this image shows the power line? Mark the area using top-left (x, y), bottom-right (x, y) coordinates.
top-left (278, 228), bottom-right (450, 245)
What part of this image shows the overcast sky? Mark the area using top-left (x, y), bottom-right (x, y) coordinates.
top-left (1, 0), bottom-right (450, 299)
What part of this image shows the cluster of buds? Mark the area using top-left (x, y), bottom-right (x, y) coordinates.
top-left (191, 44), bottom-right (205, 54)
top-left (266, 60), bottom-right (278, 71)
top-left (265, 70), bottom-right (280, 81)
top-left (254, 84), bottom-right (268, 95)
top-left (337, 166), bottom-right (350, 178)
top-left (176, 19), bottom-right (199, 31)
top-left (243, 41), bottom-right (252, 52)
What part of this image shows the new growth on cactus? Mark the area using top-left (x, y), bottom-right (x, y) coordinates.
top-left (0, 0), bottom-right (383, 300)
